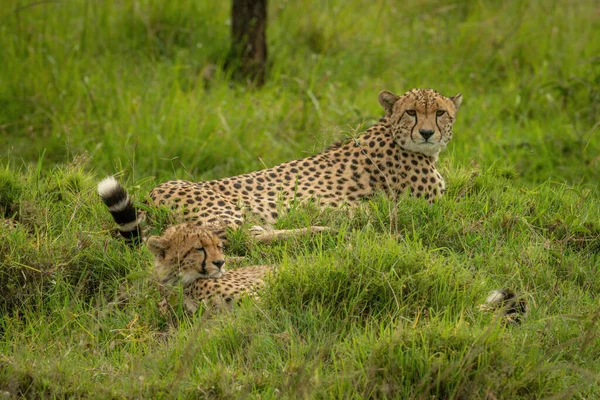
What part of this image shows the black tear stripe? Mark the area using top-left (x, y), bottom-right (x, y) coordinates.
top-left (435, 115), bottom-right (442, 135)
top-left (408, 112), bottom-right (418, 142)
top-left (200, 248), bottom-right (207, 275)
top-left (180, 247), bottom-right (208, 274)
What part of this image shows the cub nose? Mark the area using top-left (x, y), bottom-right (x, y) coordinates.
top-left (212, 259), bottom-right (225, 269)
top-left (419, 129), bottom-right (434, 141)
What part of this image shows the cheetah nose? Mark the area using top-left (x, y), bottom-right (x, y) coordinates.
top-left (213, 259), bottom-right (225, 269)
top-left (419, 129), bottom-right (434, 141)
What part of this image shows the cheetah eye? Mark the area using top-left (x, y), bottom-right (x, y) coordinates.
top-left (195, 247), bottom-right (204, 252)
top-left (436, 110), bottom-right (446, 117)
top-left (405, 110), bottom-right (416, 117)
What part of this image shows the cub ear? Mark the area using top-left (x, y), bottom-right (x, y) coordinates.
top-left (378, 90), bottom-right (400, 116)
top-left (450, 93), bottom-right (463, 111)
top-left (147, 236), bottom-right (168, 258)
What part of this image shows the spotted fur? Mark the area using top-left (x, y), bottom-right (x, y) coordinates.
top-left (148, 88), bottom-right (462, 232)
top-left (148, 223), bottom-right (226, 286)
top-left (180, 265), bottom-right (271, 312)
top-left (149, 224), bottom-right (271, 313)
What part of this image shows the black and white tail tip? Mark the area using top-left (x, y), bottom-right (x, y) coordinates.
top-left (479, 288), bottom-right (529, 324)
top-left (97, 177), bottom-right (141, 241)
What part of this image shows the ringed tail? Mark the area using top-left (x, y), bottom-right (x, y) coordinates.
top-left (97, 177), bottom-right (142, 241)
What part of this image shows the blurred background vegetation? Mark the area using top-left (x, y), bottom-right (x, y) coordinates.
top-left (0, 0), bottom-right (598, 186)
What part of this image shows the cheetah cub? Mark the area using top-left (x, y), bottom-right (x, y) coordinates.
top-left (148, 223), bottom-right (272, 313)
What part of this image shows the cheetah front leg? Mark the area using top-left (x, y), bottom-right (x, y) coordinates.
top-left (248, 225), bottom-right (330, 243)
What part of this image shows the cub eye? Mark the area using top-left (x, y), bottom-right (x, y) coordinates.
top-left (436, 110), bottom-right (446, 117)
top-left (405, 110), bottom-right (416, 116)
top-left (195, 247), bottom-right (204, 252)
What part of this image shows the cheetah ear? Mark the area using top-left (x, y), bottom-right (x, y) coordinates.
top-left (378, 90), bottom-right (400, 116)
top-left (147, 236), bottom-right (168, 258)
top-left (450, 93), bottom-right (462, 111)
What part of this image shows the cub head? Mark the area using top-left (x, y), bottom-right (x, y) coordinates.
top-left (147, 223), bottom-right (225, 286)
top-left (378, 88), bottom-right (462, 159)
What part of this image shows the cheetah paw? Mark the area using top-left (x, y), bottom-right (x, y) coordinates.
top-left (249, 225), bottom-right (268, 235)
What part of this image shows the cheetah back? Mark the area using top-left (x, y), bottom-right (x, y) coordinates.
top-left (150, 88), bottom-right (462, 231)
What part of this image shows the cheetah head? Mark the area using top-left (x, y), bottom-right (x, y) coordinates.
top-left (147, 223), bottom-right (226, 286)
top-left (378, 88), bottom-right (462, 159)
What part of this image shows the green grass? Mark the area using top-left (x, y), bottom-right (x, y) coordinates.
top-left (1, 0), bottom-right (599, 398)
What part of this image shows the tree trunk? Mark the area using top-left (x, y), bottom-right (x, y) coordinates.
top-left (230, 0), bottom-right (267, 86)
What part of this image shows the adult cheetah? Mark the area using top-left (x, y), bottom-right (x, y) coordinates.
top-left (148, 223), bottom-right (271, 313)
top-left (100, 88), bottom-right (461, 241)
